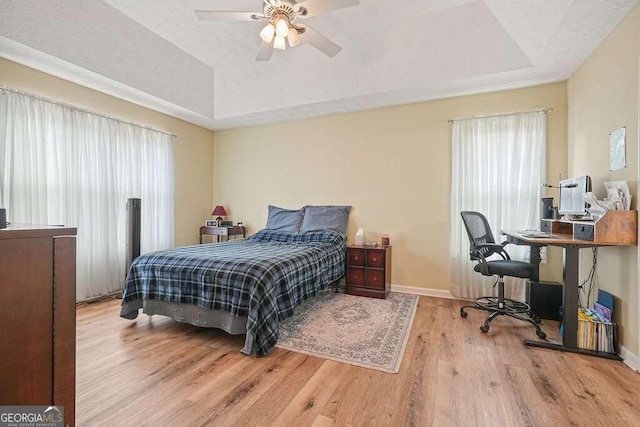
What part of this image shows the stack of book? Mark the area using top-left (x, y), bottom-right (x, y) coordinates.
top-left (577, 307), bottom-right (617, 354)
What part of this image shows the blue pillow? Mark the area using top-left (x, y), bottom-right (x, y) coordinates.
top-left (265, 205), bottom-right (304, 232)
top-left (300, 205), bottom-right (351, 234)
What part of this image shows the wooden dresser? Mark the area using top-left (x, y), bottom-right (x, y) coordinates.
top-left (0, 225), bottom-right (77, 427)
top-left (345, 245), bottom-right (391, 299)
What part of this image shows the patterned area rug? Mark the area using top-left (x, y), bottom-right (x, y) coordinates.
top-left (276, 289), bottom-right (418, 373)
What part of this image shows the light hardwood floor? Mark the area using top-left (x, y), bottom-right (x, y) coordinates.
top-left (77, 296), bottom-right (640, 426)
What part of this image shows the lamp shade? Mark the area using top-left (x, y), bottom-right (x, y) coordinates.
top-left (288, 27), bottom-right (301, 47)
top-left (211, 205), bottom-right (227, 216)
top-left (273, 35), bottom-right (286, 50)
top-left (260, 23), bottom-right (275, 43)
top-left (275, 18), bottom-right (289, 38)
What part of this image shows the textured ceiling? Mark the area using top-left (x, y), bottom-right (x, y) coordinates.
top-left (0, 0), bottom-right (638, 130)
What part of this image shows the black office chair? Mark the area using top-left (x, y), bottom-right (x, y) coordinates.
top-left (459, 211), bottom-right (546, 339)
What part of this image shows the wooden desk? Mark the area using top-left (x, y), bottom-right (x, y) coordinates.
top-left (199, 226), bottom-right (246, 243)
top-left (504, 212), bottom-right (637, 360)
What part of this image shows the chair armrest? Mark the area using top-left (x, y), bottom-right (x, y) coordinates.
top-left (470, 243), bottom-right (510, 276)
top-left (475, 243), bottom-right (505, 251)
top-left (472, 243), bottom-right (511, 261)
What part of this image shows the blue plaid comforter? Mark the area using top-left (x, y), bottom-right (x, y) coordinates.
top-left (120, 229), bottom-right (346, 356)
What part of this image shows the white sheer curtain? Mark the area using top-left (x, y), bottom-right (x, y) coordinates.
top-left (0, 89), bottom-right (174, 301)
top-left (450, 111), bottom-right (546, 300)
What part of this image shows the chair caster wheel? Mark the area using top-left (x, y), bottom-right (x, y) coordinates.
top-left (480, 325), bottom-right (489, 333)
top-left (534, 317), bottom-right (542, 324)
top-left (460, 308), bottom-right (467, 318)
top-left (536, 330), bottom-right (546, 340)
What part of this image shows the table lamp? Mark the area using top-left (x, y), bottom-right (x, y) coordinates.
top-left (211, 205), bottom-right (227, 226)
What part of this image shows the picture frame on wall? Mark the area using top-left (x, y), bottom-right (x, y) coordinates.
top-left (609, 127), bottom-right (626, 171)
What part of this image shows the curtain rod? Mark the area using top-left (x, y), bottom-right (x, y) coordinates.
top-left (0, 86), bottom-right (177, 138)
top-left (448, 108), bottom-right (553, 124)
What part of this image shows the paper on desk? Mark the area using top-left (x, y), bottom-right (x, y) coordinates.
top-left (584, 192), bottom-right (608, 218)
top-left (604, 181), bottom-right (631, 210)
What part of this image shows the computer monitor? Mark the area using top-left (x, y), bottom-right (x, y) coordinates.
top-left (558, 175), bottom-right (592, 217)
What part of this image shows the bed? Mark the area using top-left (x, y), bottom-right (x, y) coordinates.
top-left (120, 228), bottom-right (347, 356)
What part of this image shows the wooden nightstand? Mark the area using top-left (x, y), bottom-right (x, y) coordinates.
top-left (345, 245), bottom-right (391, 299)
top-left (199, 226), bottom-right (246, 243)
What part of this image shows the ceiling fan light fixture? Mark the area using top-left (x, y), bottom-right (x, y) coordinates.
top-left (195, 0), bottom-right (361, 61)
top-left (275, 18), bottom-right (289, 38)
top-left (260, 23), bottom-right (275, 43)
top-left (287, 27), bottom-right (301, 47)
top-left (273, 35), bottom-right (287, 50)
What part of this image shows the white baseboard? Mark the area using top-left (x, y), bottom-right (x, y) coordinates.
top-left (391, 285), bottom-right (455, 300)
top-left (620, 346), bottom-right (640, 372)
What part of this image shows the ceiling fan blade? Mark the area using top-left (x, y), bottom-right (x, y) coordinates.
top-left (296, 0), bottom-right (359, 18)
top-left (194, 10), bottom-right (262, 21)
top-left (256, 42), bottom-right (275, 61)
top-left (303, 26), bottom-right (342, 57)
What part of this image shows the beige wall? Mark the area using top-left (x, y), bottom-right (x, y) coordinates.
top-left (4, 6), bottom-right (636, 356)
top-left (568, 3), bottom-right (640, 354)
top-left (0, 57), bottom-right (215, 247)
top-left (214, 82), bottom-right (568, 292)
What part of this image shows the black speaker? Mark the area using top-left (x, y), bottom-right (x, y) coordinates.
top-left (125, 198), bottom-right (141, 271)
top-left (541, 197), bottom-right (554, 220)
top-left (0, 208), bottom-right (6, 229)
top-left (529, 281), bottom-right (562, 320)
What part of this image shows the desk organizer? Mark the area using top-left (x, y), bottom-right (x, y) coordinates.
top-left (540, 210), bottom-right (637, 245)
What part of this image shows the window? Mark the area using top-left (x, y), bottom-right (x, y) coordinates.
top-left (449, 111), bottom-right (546, 299)
top-left (0, 89), bottom-right (174, 300)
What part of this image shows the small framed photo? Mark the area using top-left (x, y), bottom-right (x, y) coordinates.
top-left (205, 220), bottom-right (218, 227)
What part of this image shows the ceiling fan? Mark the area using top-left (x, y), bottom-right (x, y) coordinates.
top-left (195, 0), bottom-right (359, 61)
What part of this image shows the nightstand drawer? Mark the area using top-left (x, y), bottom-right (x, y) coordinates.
top-left (210, 227), bottom-right (229, 236)
top-left (366, 250), bottom-right (385, 268)
top-left (347, 267), bottom-right (365, 285)
top-left (348, 249), bottom-right (365, 266)
top-left (365, 269), bottom-right (385, 289)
